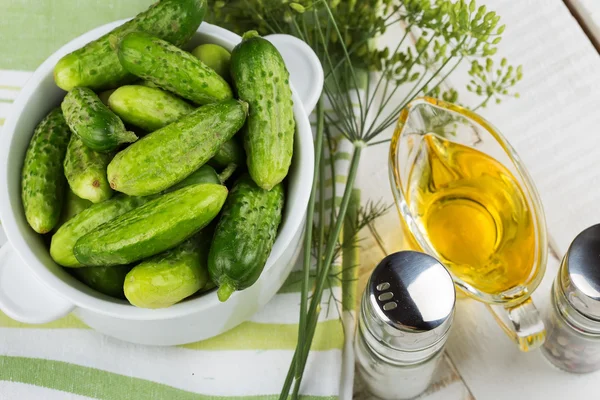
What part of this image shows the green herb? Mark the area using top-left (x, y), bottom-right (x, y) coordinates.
top-left (209, 1), bottom-right (522, 398)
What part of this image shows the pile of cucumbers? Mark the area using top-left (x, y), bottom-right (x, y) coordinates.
top-left (20, 0), bottom-right (295, 307)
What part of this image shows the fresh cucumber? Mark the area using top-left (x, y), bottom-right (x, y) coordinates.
top-left (62, 87), bottom-right (137, 152)
top-left (51, 166), bottom-right (218, 267)
top-left (230, 31), bottom-right (295, 190)
top-left (124, 233), bottom-right (210, 308)
top-left (108, 99), bottom-right (247, 196)
top-left (117, 32), bottom-right (233, 105)
top-left (64, 135), bottom-right (113, 203)
top-left (191, 44), bottom-right (231, 81)
top-left (74, 183), bottom-right (228, 266)
top-left (208, 175), bottom-right (284, 301)
top-left (21, 109), bottom-right (71, 234)
top-left (54, 0), bottom-right (207, 91)
top-left (73, 265), bottom-right (132, 299)
top-left (108, 85), bottom-right (242, 164)
top-left (108, 85), bottom-right (194, 132)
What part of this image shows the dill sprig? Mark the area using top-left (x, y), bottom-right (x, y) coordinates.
top-left (208, 1), bottom-right (522, 398)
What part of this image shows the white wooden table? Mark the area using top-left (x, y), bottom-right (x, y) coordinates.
top-left (355, 0), bottom-right (600, 398)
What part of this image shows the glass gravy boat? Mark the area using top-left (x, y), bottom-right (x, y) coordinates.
top-left (389, 97), bottom-right (547, 351)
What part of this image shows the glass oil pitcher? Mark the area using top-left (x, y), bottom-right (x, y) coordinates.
top-left (389, 97), bottom-right (548, 351)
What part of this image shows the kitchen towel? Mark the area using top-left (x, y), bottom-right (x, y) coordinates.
top-left (0, 1), bottom-right (355, 398)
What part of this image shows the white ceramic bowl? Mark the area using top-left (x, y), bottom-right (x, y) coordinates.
top-left (0, 21), bottom-right (322, 345)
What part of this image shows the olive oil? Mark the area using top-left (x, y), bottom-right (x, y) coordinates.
top-left (406, 133), bottom-right (535, 295)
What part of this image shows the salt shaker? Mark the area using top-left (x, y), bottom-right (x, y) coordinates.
top-left (542, 224), bottom-right (600, 373)
top-left (355, 251), bottom-right (456, 399)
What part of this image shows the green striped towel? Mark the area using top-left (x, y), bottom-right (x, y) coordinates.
top-left (0, 1), bottom-right (358, 398)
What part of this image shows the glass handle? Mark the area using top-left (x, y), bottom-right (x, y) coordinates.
top-left (485, 297), bottom-right (546, 352)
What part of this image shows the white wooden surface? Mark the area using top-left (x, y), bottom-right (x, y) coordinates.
top-left (357, 0), bottom-right (600, 398)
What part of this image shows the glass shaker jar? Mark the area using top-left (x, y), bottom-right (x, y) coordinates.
top-left (355, 251), bottom-right (456, 399)
top-left (542, 224), bottom-right (600, 373)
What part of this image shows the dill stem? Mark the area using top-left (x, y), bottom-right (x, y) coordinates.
top-left (280, 145), bottom-right (363, 399)
top-left (294, 99), bottom-right (325, 385)
top-left (326, 127), bottom-right (337, 235)
top-left (342, 189), bottom-right (361, 311)
top-left (473, 93), bottom-right (492, 111)
top-left (316, 124), bottom-right (327, 276)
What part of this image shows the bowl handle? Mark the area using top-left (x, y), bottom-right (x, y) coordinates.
top-left (264, 34), bottom-right (324, 114)
top-left (0, 242), bottom-right (74, 324)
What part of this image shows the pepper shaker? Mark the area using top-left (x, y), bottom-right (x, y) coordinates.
top-left (542, 224), bottom-right (600, 373)
top-left (355, 251), bottom-right (456, 399)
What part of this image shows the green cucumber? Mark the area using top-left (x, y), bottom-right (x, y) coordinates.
top-left (56, 189), bottom-right (93, 230)
top-left (231, 31), bottom-right (295, 190)
top-left (166, 165), bottom-right (220, 192)
top-left (74, 183), bottom-right (228, 266)
top-left (73, 265), bottom-right (132, 299)
top-left (50, 165), bottom-right (217, 267)
top-left (117, 32), bottom-right (233, 105)
top-left (108, 85), bottom-right (242, 163)
top-left (51, 194), bottom-right (152, 267)
top-left (62, 87), bottom-right (137, 152)
top-left (21, 109), bottom-right (71, 234)
top-left (208, 175), bottom-right (284, 301)
top-left (124, 233), bottom-right (210, 308)
top-left (64, 135), bottom-right (113, 203)
top-left (108, 85), bottom-right (194, 132)
top-left (54, 0), bottom-right (207, 91)
top-left (108, 99), bottom-right (247, 196)
top-left (191, 44), bottom-right (231, 81)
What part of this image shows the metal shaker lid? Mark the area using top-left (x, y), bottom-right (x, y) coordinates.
top-left (361, 251), bottom-right (455, 354)
top-left (559, 224), bottom-right (600, 320)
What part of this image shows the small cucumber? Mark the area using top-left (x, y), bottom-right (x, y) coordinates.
top-left (108, 99), bottom-right (247, 196)
top-left (231, 31), bottom-right (295, 190)
top-left (50, 166), bottom-right (214, 267)
top-left (73, 265), bottom-right (132, 299)
top-left (108, 85), bottom-right (194, 132)
top-left (51, 194), bottom-right (152, 267)
top-left (21, 109), bottom-right (71, 234)
top-left (56, 189), bottom-right (93, 230)
top-left (74, 183), bottom-right (228, 266)
top-left (208, 175), bottom-right (284, 301)
top-left (191, 44), bottom-right (231, 81)
top-left (108, 85), bottom-right (242, 163)
top-left (117, 32), bottom-right (233, 105)
top-left (62, 87), bottom-right (137, 152)
top-left (54, 0), bottom-right (207, 91)
top-left (124, 233), bottom-right (210, 308)
top-left (64, 135), bottom-right (113, 203)
top-left (166, 165), bottom-right (220, 192)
